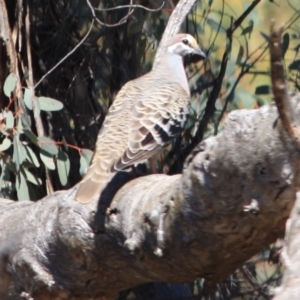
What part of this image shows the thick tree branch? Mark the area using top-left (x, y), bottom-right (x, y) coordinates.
top-left (269, 21), bottom-right (300, 148)
top-left (0, 0), bottom-right (17, 73)
top-left (153, 0), bottom-right (198, 67)
top-left (1, 91), bottom-right (300, 298)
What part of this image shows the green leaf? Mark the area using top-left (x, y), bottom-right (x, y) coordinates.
top-left (23, 144), bottom-right (40, 167)
top-left (282, 33), bottom-right (290, 59)
top-left (38, 136), bottom-right (58, 155)
top-left (289, 60), bottom-right (300, 70)
top-left (13, 134), bottom-right (27, 171)
top-left (24, 87), bottom-right (35, 110)
top-left (24, 129), bottom-right (38, 146)
top-left (57, 150), bottom-right (70, 186)
top-left (241, 20), bottom-right (254, 38)
top-left (13, 135), bottom-right (20, 171)
top-left (3, 74), bottom-right (18, 97)
top-left (79, 149), bottom-right (93, 177)
top-left (81, 149), bottom-right (93, 166)
top-left (207, 14), bottom-right (225, 33)
top-left (33, 96), bottom-right (41, 118)
top-left (16, 172), bottom-right (29, 200)
top-left (5, 111), bottom-right (14, 129)
top-left (0, 138), bottom-right (11, 152)
top-left (256, 96), bottom-right (266, 107)
top-left (236, 45), bottom-right (244, 65)
top-left (38, 97), bottom-right (64, 111)
top-left (236, 88), bottom-right (255, 109)
top-left (255, 85), bottom-right (270, 95)
top-left (23, 169), bottom-right (42, 185)
top-left (79, 154), bottom-right (88, 177)
top-left (40, 150), bottom-right (56, 170)
top-left (260, 31), bottom-right (269, 42)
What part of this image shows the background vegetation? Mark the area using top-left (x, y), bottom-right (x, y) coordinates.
top-left (0, 0), bottom-right (299, 298)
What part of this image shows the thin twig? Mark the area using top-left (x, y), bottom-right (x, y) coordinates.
top-left (270, 21), bottom-right (300, 146)
top-left (34, 19), bottom-right (95, 89)
top-left (95, 1), bottom-right (165, 12)
top-left (0, 0), bottom-right (17, 73)
top-left (169, 0), bottom-right (263, 173)
top-left (215, 44), bottom-right (269, 134)
top-left (230, 0), bottom-right (261, 33)
top-left (25, 3), bottom-right (54, 194)
top-left (86, 0), bottom-right (134, 28)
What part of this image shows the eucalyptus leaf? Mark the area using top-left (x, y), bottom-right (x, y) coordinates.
top-left (16, 172), bottom-right (30, 201)
top-left (282, 33), bottom-right (290, 59)
top-left (79, 154), bottom-right (88, 177)
top-left (19, 143), bottom-right (27, 165)
top-left (21, 112), bottom-right (31, 129)
top-left (260, 31), bottom-right (269, 42)
top-left (236, 45), bottom-right (244, 65)
top-left (207, 14), bottom-right (226, 33)
top-left (3, 74), bottom-right (18, 97)
top-left (241, 20), bottom-right (254, 38)
top-left (40, 150), bottom-right (55, 170)
top-left (13, 135), bottom-right (20, 171)
top-left (38, 136), bottom-right (58, 155)
top-left (57, 150), bottom-right (70, 186)
top-left (81, 149), bottom-right (93, 166)
top-left (38, 97), bottom-right (64, 111)
top-left (24, 87), bottom-right (35, 110)
top-left (24, 129), bottom-right (38, 146)
top-left (5, 111), bottom-right (14, 129)
top-left (289, 60), bottom-right (300, 70)
top-left (0, 138), bottom-right (11, 152)
top-left (33, 97), bottom-right (41, 118)
top-left (255, 85), bottom-right (270, 95)
top-left (24, 144), bottom-right (40, 167)
top-left (24, 169), bottom-right (42, 185)
top-left (236, 88), bottom-right (255, 109)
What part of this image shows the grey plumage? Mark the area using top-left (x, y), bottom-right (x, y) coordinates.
top-left (76, 33), bottom-right (206, 203)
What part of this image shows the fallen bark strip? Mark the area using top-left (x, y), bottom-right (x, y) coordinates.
top-left (1, 93), bottom-right (300, 299)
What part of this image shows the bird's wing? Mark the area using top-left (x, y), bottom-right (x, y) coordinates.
top-left (112, 82), bottom-right (190, 171)
top-left (76, 77), bottom-right (190, 203)
top-left (75, 79), bottom-right (138, 203)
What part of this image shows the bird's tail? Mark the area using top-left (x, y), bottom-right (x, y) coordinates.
top-left (75, 170), bottom-right (112, 204)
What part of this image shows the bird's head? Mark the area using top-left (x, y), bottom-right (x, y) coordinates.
top-left (166, 34), bottom-right (206, 60)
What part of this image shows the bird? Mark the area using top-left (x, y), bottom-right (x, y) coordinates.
top-left (76, 33), bottom-right (206, 204)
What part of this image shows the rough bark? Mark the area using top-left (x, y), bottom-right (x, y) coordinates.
top-left (1, 92), bottom-right (300, 299)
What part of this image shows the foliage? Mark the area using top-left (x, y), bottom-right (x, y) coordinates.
top-left (0, 0), bottom-right (299, 298)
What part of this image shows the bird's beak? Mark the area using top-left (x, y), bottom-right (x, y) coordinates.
top-left (193, 47), bottom-right (206, 60)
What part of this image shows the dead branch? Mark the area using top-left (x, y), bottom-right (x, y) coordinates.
top-left (269, 22), bottom-right (300, 148)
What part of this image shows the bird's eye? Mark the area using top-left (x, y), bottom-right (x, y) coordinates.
top-left (182, 39), bottom-right (189, 45)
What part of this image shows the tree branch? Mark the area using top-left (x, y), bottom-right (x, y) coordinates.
top-left (153, 0), bottom-right (198, 67)
top-left (1, 91), bottom-right (300, 298)
top-left (269, 21), bottom-right (300, 147)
